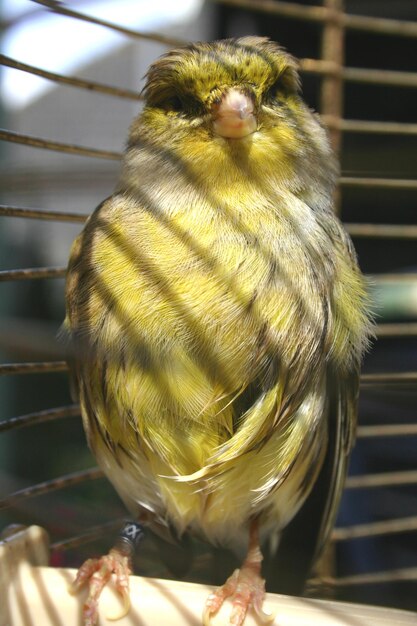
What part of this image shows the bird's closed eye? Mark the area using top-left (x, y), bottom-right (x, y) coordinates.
top-left (164, 95), bottom-right (183, 112)
top-left (264, 78), bottom-right (285, 103)
top-left (264, 67), bottom-right (299, 103)
top-left (161, 93), bottom-right (204, 116)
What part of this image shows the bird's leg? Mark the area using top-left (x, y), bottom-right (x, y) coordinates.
top-left (70, 521), bottom-right (145, 626)
top-left (203, 520), bottom-right (275, 626)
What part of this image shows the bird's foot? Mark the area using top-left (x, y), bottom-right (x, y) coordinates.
top-left (203, 562), bottom-right (275, 626)
top-left (204, 520), bottom-right (275, 626)
top-left (70, 547), bottom-right (131, 626)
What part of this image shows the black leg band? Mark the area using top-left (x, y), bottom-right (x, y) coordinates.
top-left (115, 521), bottom-right (145, 557)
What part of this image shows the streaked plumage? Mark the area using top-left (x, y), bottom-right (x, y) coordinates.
top-left (65, 37), bottom-right (372, 624)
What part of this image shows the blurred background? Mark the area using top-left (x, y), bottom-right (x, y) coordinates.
top-left (0, 0), bottom-right (416, 615)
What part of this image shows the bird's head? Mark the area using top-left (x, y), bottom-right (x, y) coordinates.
top-left (126, 37), bottom-right (335, 195)
top-left (139, 36), bottom-right (300, 140)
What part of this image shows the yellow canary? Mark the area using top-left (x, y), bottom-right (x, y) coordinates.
top-left (64, 37), bottom-right (372, 626)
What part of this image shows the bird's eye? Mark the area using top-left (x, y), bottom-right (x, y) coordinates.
top-left (264, 78), bottom-right (285, 103)
top-left (156, 92), bottom-right (204, 116)
top-left (264, 66), bottom-right (300, 103)
top-left (264, 88), bottom-right (277, 104)
top-left (165, 95), bottom-right (183, 112)
top-left (163, 94), bottom-right (203, 115)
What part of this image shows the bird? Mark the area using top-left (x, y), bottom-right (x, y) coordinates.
top-left (64, 36), bottom-right (372, 626)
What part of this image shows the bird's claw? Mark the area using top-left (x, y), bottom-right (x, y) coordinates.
top-left (70, 548), bottom-right (131, 626)
top-left (203, 567), bottom-right (275, 626)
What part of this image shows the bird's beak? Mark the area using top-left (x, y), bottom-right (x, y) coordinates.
top-left (212, 88), bottom-right (257, 139)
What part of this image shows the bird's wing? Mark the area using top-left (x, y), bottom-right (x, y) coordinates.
top-left (264, 366), bottom-right (359, 595)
